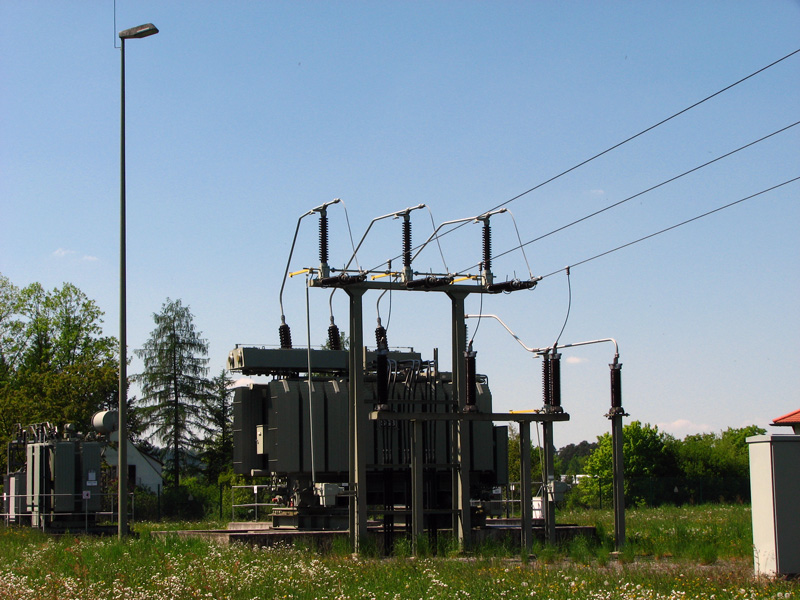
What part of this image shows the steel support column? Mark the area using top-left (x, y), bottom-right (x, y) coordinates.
top-left (519, 421), bottom-right (533, 552)
top-left (542, 420), bottom-right (556, 545)
top-left (611, 414), bottom-right (625, 550)
top-left (411, 419), bottom-right (424, 554)
top-left (346, 287), bottom-right (368, 552)
top-left (448, 291), bottom-right (471, 549)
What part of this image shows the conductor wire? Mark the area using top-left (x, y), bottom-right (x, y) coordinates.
top-left (474, 120), bottom-right (800, 270)
top-left (541, 176), bottom-right (800, 279)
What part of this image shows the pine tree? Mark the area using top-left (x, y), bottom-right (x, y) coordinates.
top-left (134, 298), bottom-right (211, 486)
top-left (199, 369), bottom-right (234, 482)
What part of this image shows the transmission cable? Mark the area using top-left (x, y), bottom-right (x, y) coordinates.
top-left (538, 176), bottom-right (800, 279)
top-left (376, 48), bottom-right (800, 272)
top-left (472, 119), bottom-right (800, 270)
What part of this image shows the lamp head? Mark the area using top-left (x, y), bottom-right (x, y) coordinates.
top-left (119, 23), bottom-right (159, 40)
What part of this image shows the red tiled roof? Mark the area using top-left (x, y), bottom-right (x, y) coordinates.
top-left (772, 408), bottom-right (800, 426)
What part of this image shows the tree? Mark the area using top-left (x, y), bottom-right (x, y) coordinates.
top-left (575, 421), bottom-right (678, 507)
top-left (556, 440), bottom-right (597, 477)
top-left (134, 298), bottom-right (211, 486)
top-left (199, 369), bottom-right (234, 483)
top-left (671, 425), bottom-right (764, 502)
top-left (507, 424), bottom-right (544, 486)
top-left (0, 275), bottom-right (118, 474)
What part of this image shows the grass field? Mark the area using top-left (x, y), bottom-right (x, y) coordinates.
top-left (1, 504), bottom-right (797, 599)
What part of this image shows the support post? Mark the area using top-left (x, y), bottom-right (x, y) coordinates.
top-left (611, 413), bottom-right (625, 550)
top-left (541, 420), bottom-right (556, 545)
top-left (519, 421), bottom-right (532, 553)
top-left (448, 291), bottom-right (471, 549)
top-left (346, 288), bottom-right (368, 552)
top-left (411, 419), bottom-right (424, 554)
top-left (609, 359), bottom-right (626, 550)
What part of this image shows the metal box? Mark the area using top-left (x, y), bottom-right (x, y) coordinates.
top-left (747, 434), bottom-right (800, 577)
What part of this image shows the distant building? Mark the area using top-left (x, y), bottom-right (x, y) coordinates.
top-left (771, 408), bottom-right (800, 434)
top-left (104, 436), bottom-right (164, 493)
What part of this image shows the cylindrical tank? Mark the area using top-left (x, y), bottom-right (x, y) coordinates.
top-left (92, 410), bottom-right (118, 434)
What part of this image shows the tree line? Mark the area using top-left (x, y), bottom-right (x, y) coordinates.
top-left (509, 420), bottom-right (764, 508)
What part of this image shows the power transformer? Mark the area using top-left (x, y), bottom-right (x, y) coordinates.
top-left (229, 346), bottom-right (508, 530)
top-left (4, 414), bottom-right (116, 532)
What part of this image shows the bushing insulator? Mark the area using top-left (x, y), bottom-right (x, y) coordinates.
top-left (550, 353), bottom-right (562, 408)
top-left (402, 218), bottom-right (412, 269)
top-left (542, 355), bottom-right (552, 406)
top-left (328, 324), bottom-right (342, 350)
top-left (279, 323), bottom-right (293, 349)
top-left (319, 212), bottom-right (329, 265)
top-left (482, 220), bottom-right (492, 274)
top-left (375, 325), bottom-right (388, 351)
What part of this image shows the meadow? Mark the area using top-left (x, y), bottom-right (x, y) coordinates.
top-left (0, 504), bottom-right (796, 600)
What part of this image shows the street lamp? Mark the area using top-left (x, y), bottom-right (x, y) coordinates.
top-left (119, 21), bottom-right (158, 539)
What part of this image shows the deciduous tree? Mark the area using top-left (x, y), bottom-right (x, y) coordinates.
top-left (0, 274), bottom-right (118, 474)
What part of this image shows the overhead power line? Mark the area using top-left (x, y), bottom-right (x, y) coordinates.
top-left (478, 120), bottom-right (800, 269)
top-left (482, 47), bottom-right (800, 215)
top-left (375, 47), bottom-right (800, 273)
top-left (539, 176), bottom-right (800, 279)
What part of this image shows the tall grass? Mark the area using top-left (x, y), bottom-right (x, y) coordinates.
top-left (559, 503), bottom-right (753, 561)
top-left (0, 504), bottom-right (796, 600)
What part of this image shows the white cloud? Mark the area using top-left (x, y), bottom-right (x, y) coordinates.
top-left (657, 418), bottom-right (713, 438)
top-left (566, 356), bottom-right (588, 364)
top-left (52, 248), bottom-right (76, 258)
top-left (82, 255), bottom-right (99, 262)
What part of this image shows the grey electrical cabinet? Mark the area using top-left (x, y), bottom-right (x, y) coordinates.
top-left (747, 434), bottom-right (800, 577)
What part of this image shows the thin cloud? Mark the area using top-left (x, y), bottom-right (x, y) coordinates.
top-left (82, 255), bottom-right (99, 262)
top-left (566, 356), bottom-right (588, 364)
top-left (52, 248), bottom-right (76, 258)
top-left (657, 418), bottom-right (712, 438)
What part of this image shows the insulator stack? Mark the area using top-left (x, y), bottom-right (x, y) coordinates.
top-left (402, 218), bottom-right (412, 270)
top-left (542, 354), bottom-right (552, 406)
top-left (279, 322), bottom-right (293, 349)
top-left (482, 219), bottom-right (492, 275)
top-left (375, 325), bottom-right (388, 351)
top-left (376, 351), bottom-right (389, 404)
top-left (550, 353), bottom-right (562, 408)
top-left (465, 349), bottom-right (477, 408)
top-left (610, 362), bottom-right (623, 408)
top-left (319, 211), bottom-right (329, 266)
top-left (327, 323), bottom-right (342, 350)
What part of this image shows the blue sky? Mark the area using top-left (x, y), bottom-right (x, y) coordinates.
top-left (2, 1), bottom-right (798, 448)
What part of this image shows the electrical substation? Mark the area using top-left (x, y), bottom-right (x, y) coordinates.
top-left (1, 200), bottom-right (627, 552)
top-left (226, 200), bottom-right (628, 554)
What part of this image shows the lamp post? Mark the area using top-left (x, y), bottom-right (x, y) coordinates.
top-left (118, 22), bottom-right (158, 539)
